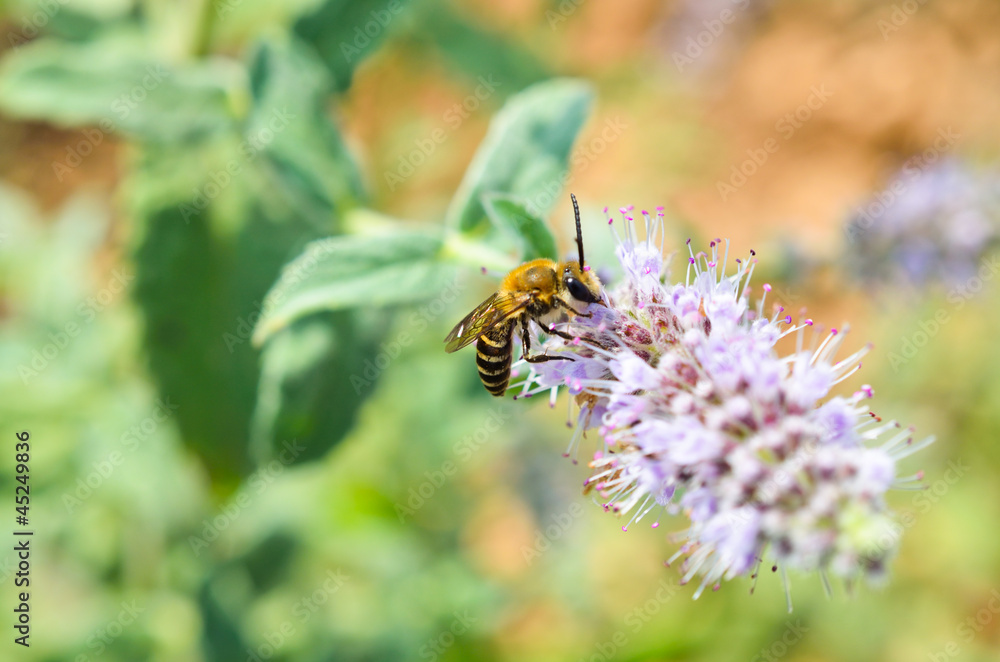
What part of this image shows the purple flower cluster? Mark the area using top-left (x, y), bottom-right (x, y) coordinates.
top-left (515, 207), bottom-right (932, 605)
top-left (846, 159), bottom-right (1000, 288)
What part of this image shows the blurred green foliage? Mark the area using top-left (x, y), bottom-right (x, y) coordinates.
top-left (1, 1), bottom-right (1000, 661)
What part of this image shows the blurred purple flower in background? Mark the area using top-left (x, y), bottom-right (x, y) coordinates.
top-left (515, 208), bottom-right (932, 608)
top-left (661, 0), bottom-right (773, 75)
top-left (845, 159), bottom-right (1000, 288)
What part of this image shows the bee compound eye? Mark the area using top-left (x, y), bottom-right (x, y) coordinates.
top-left (565, 277), bottom-right (593, 303)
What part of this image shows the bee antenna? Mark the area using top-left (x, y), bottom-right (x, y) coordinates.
top-left (571, 193), bottom-right (585, 267)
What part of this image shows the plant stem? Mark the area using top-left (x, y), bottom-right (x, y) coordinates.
top-left (440, 232), bottom-right (517, 273)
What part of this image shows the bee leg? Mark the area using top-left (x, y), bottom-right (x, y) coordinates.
top-left (545, 326), bottom-right (580, 342)
top-left (555, 297), bottom-right (593, 318)
top-left (543, 316), bottom-right (604, 348)
top-left (524, 354), bottom-right (573, 363)
top-left (520, 319), bottom-right (572, 363)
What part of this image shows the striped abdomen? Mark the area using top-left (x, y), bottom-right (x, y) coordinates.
top-left (476, 320), bottom-right (515, 396)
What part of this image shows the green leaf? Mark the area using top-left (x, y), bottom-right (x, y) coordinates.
top-left (125, 34), bottom-right (375, 476)
top-left (403, 3), bottom-right (549, 96)
top-left (247, 38), bottom-right (366, 213)
top-left (252, 231), bottom-right (456, 345)
top-left (132, 202), bottom-right (258, 482)
top-left (294, 0), bottom-right (413, 92)
top-left (446, 78), bottom-right (593, 233)
top-left (35, 7), bottom-right (107, 42)
top-left (131, 195), bottom-right (333, 481)
top-left (250, 310), bottom-right (387, 464)
top-left (482, 193), bottom-right (558, 261)
top-left (0, 36), bottom-right (237, 141)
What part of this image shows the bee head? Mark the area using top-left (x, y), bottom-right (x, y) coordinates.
top-left (561, 261), bottom-right (602, 304)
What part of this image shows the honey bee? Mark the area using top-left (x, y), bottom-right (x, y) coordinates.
top-left (444, 194), bottom-right (603, 396)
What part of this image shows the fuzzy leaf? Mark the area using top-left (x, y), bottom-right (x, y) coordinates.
top-left (446, 78), bottom-right (593, 233)
top-left (252, 231), bottom-right (455, 344)
top-left (0, 36), bottom-right (235, 141)
top-left (482, 193), bottom-right (558, 261)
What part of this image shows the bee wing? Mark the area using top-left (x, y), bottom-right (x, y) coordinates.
top-left (444, 291), bottom-right (532, 352)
